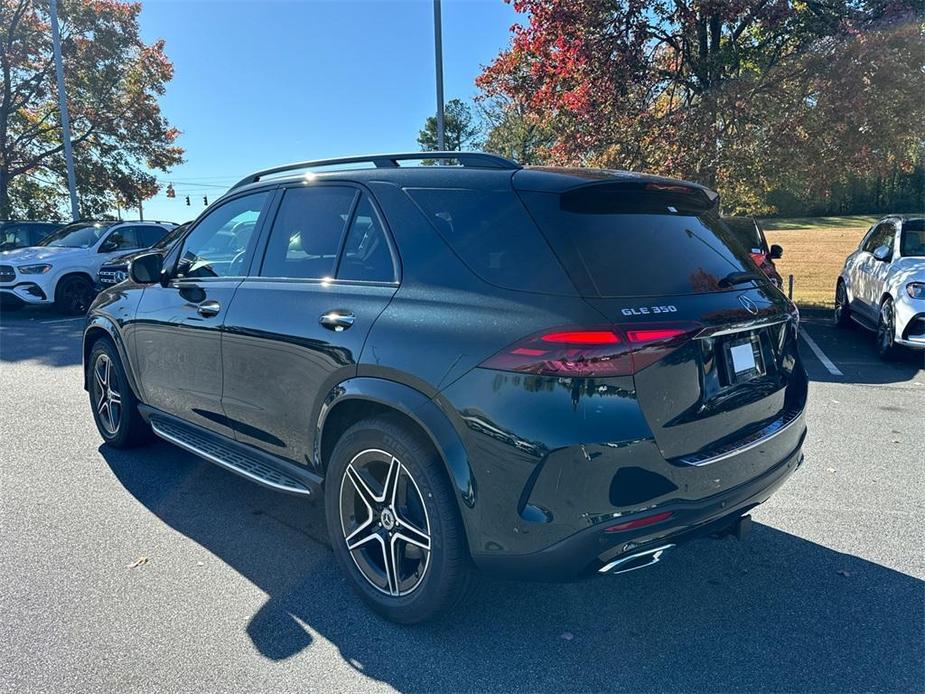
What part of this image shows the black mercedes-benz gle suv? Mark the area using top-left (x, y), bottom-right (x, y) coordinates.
top-left (83, 152), bottom-right (807, 623)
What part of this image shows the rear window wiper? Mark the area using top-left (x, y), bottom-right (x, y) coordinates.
top-left (719, 271), bottom-right (764, 288)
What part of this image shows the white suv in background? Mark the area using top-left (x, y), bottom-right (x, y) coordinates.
top-left (835, 215), bottom-right (925, 359)
top-left (0, 220), bottom-right (176, 314)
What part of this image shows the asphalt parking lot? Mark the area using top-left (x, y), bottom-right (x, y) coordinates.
top-left (1, 307), bottom-right (922, 693)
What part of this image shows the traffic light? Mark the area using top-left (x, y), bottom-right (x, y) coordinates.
top-left (185, 196), bottom-right (190, 206)
top-left (166, 183), bottom-right (175, 198)
top-left (203, 196), bottom-right (209, 206)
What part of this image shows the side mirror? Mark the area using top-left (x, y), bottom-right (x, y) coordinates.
top-left (99, 239), bottom-right (118, 253)
top-left (872, 245), bottom-right (891, 262)
top-left (129, 252), bottom-right (164, 284)
top-left (769, 244), bottom-right (783, 260)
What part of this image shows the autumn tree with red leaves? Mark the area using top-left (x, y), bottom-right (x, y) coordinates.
top-left (477, 1), bottom-right (924, 214)
top-left (0, 0), bottom-right (183, 218)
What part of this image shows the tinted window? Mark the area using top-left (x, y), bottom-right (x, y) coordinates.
top-left (900, 219), bottom-right (924, 257)
top-left (520, 190), bottom-right (755, 297)
top-left (151, 224), bottom-right (187, 251)
top-left (260, 186), bottom-right (357, 279)
top-left (105, 226), bottom-right (141, 251)
top-left (722, 217), bottom-right (764, 251)
top-left (139, 226), bottom-right (169, 247)
top-left (337, 194), bottom-right (395, 282)
top-left (406, 187), bottom-right (574, 294)
top-left (177, 192), bottom-right (268, 278)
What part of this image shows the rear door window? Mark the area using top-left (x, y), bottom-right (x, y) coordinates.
top-left (519, 188), bottom-right (756, 297)
top-left (405, 187), bottom-right (574, 294)
top-left (336, 194), bottom-right (396, 283)
top-left (139, 226), bottom-right (169, 247)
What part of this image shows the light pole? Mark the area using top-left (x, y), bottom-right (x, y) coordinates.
top-left (433, 0), bottom-right (445, 151)
top-left (49, 0), bottom-right (80, 221)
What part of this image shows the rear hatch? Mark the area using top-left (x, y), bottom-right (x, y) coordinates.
top-left (515, 176), bottom-right (806, 461)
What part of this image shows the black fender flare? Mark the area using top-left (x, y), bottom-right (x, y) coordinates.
top-left (314, 377), bottom-right (477, 513)
top-left (82, 314), bottom-right (141, 399)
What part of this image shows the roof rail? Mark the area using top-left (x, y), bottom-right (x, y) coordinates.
top-left (230, 151), bottom-right (521, 191)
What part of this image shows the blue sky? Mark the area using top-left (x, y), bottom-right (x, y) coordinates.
top-left (135, 0), bottom-right (519, 222)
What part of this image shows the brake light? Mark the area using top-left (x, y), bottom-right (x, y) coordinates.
top-left (749, 251), bottom-right (767, 266)
top-left (481, 323), bottom-right (699, 377)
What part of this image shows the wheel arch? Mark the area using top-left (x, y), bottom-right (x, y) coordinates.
top-left (83, 315), bottom-right (141, 399)
top-left (54, 269), bottom-right (95, 293)
top-left (315, 377), bottom-right (477, 533)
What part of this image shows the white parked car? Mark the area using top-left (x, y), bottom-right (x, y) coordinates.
top-left (0, 220), bottom-right (176, 314)
top-left (835, 215), bottom-right (925, 359)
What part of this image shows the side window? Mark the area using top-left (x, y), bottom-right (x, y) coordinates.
top-left (139, 226), bottom-right (169, 247)
top-left (259, 186), bottom-right (357, 279)
top-left (863, 222), bottom-right (893, 254)
top-left (337, 194), bottom-right (396, 282)
top-left (177, 192), bottom-right (269, 279)
top-left (106, 226), bottom-right (141, 251)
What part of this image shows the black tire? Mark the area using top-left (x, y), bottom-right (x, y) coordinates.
top-left (54, 274), bottom-right (95, 315)
top-left (87, 338), bottom-right (152, 448)
top-left (834, 279), bottom-right (852, 328)
top-left (876, 297), bottom-right (900, 361)
top-left (324, 414), bottom-right (473, 624)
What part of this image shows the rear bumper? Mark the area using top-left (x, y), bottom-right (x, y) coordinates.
top-left (472, 423), bottom-right (805, 581)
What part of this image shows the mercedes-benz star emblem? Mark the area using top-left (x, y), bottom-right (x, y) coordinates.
top-left (380, 508), bottom-right (396, 531)
top-left (739, 295), bottom-right (759, 315)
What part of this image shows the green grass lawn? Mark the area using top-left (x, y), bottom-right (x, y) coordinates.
top-left (759, 214), bottom-right (879, 231)
top-left (759, 215), bottom-right (876, 307)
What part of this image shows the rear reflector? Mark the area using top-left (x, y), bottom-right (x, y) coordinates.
top-left (481, 323), bottom-right (699, 377)
top-left (604, 511), bottom-right (674, 533)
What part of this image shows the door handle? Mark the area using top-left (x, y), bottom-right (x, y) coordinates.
top-left (319, 310), bottom-right (355, 331)
top-left (197, 300), bottom-right (221, 317)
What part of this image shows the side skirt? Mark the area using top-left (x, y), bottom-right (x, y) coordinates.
top-left (139, 405), bottom-right (323, 498)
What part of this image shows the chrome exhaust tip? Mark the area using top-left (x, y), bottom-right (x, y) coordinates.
top-left (598, 544), bottom-right (675, 575)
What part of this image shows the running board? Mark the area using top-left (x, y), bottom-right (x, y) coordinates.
top-left (148, 414), bottom-right (322, 498)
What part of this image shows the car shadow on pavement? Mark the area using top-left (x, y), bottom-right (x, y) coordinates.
top-left (101, 441), bottom-right (923, 693)
top-left (0, 307), bottom-right (84, 367)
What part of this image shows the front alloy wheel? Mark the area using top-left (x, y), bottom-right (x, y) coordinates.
top-left (87, 338), bottom-right (151, 448)
top-left (876, 299), bottom-right (900, 360)
top-left (339, 449), bottom-right (432, 596)
top-left (92, 353), bottom-right (123, 435)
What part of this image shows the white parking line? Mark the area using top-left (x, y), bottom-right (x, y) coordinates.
top-left (800, 329), bottom-right (843, 376)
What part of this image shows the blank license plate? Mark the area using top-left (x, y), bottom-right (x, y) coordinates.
top-left (724, 334), bottom-right (765, 383)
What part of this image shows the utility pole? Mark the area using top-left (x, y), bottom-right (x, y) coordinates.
top-left (49, 0), bottom-right (79, 221)
top-left (433, 0), bottom-right (445, 151)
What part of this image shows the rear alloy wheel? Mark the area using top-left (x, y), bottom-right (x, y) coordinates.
top-left (55, 275), bottom-right (94, 315)
top-left (876, 297), bottom-right (900, 360)
top-left (834, 280), bottom-right (851, 328)
top-left (339, 450), bottom-right (432, 597)
top-left (88, 339), bottom-right (152, 448)
top-left (325, 415), bottom-right (472, 623)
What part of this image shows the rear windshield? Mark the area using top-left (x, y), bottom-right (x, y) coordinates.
top-left (900, 220), bottom-right (924, 257)
top-left (519, 189), bottom-right (757, 297)
top-left (405, 187), bottom-right (575, 294)
top-left (722, 217), bottom-right (764, 251)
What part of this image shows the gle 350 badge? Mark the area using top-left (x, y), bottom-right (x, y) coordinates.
top-left (622, 305), bottom-right (678, 316)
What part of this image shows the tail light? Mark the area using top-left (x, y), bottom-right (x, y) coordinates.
top-left (481, 323), bottom-right (700, 377)
top-left (749, 251), bottom-right (767, 266)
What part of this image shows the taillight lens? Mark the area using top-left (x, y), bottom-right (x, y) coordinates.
top-left (749, 251), bottom-right (767, 266)
top-left (481, 323), bottom-right (699, 377)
